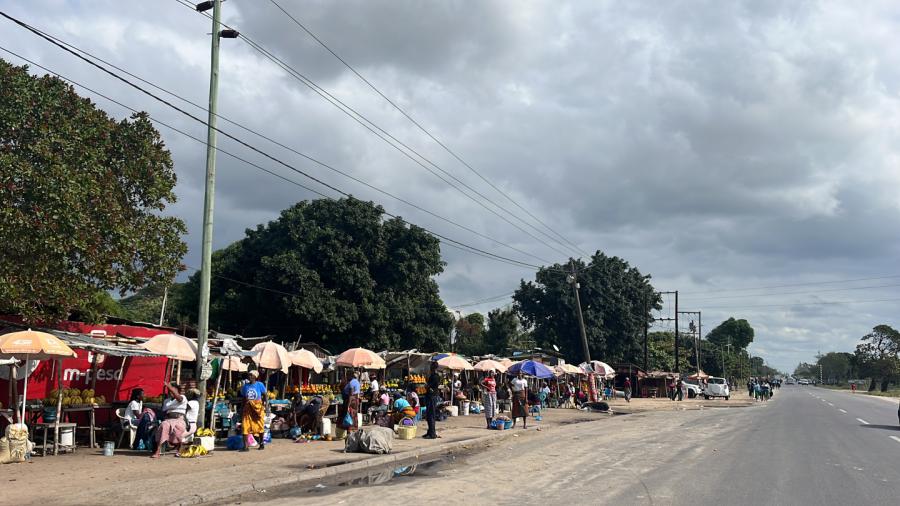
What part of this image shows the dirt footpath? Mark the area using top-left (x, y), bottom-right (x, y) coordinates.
top-left (0, 395), bottom-right (750, 505)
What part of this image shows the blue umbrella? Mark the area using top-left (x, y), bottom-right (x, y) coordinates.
top-left (507, 360), bottom-right (554, 379)
top-left (431, 353), bottom-right (456, 362)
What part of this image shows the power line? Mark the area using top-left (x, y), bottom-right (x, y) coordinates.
top-left (4, 15), bottom-right (556, 268)
top-left (682, 282), bottom-right (900, 302)
top-left (264, 0), bottom-right (590, 258)
top-left (691, 296), bottom-right (900, 311)
top-left (176, 0), bottom-right (580, 260)
top-left (0, 18), bottom-right (545, 273)
top-left (681, 274), bottom-right (900, 295)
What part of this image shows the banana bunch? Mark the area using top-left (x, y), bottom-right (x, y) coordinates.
top-left (179, 444), bottom-right (208, 458)
top-left (195, 428), bottom-right (215, 437)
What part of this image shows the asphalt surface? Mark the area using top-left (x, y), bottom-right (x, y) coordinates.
top-left (608, 386), bottom-right (900, 505)
top-left (234, 387), bottom-right (900, 506)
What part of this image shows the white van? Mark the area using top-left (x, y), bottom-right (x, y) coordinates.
top-left (703, 377), bottom-right (730, 400)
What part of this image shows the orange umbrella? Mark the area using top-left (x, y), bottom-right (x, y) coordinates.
top-left (499, 358), bottom-right (515, 368)
top-left (289, 348), bottom-right (323, 374)
top-left (220, 356), bottom-right (248, 372)
top-left (251, 341), bottom-right (291, 373)
top-left (0, 329), bottom-right (77, 432)
top-left (473, 359), bottom-right (507, 373)
top-left (437, 355), bottom-right (474, 371)
top-left (335, 347), bottom-right (385, 369)
top-left (0, 329), bottom-right (77, 360)
top-left (139, 333), bottom-right (197, 361)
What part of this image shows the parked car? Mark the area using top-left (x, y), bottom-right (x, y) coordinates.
top-left (703, 377), bottom-right (730, 400)
top-left (798, 379), bottom-right (810, 385)
top-left (682, 378), bottom-right (702, 398)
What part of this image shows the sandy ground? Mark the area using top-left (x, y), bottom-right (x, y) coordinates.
top-left (0, 393), bottom-right (749, 505)
top-left (236, 396), bottom-right (761, 505)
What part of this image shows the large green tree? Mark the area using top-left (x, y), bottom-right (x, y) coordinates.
top-left (854, 324), bottom-right (900, 391)
top-left (483, 307), bottom-right (524, 355)
top-left (0, 60), bottom-right (186, 322)
top-left (175, 197), bottom-right (453, 351)
top-left (454, 312), bottom-right (486, 356)
top-left (513, 252), bottom-right (660, 364)
top-left (705, 317), bottom-right (755, 349)
top-left (647, 331), bottom-right (692, 372)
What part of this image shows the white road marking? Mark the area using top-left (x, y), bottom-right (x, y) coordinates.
top-left (839, 409), bottom-right (847, 413)
top-left (828, 402), bottom-right (834, 406)
top-left (857, 418), bottom-right (870, 425)
top-left (890, 436), bottom-right (900, 444)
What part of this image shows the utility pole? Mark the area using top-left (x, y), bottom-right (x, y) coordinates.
top-left (568, 260), bottom-right (591, 363)
top-left (674, 291), bottom-right (679, 373)
top-left (158, 286), bottom-right (168, 327)
top-left (194, 0), bottom-right (238, 426)
top-left (679, 311), bottom-right (701, 373)
top-left (642, 296), bottom-right (649, 372)
top-left (656, 291), bottom-right (679, 372)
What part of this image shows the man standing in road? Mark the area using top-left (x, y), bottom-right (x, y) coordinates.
top-left (623, 377), bottom-right (632, 403)
top-left (424, 362), bottom-right (441, 439)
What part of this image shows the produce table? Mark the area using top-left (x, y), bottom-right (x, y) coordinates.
top-left (63, 404), bottom-right (112, 449)
top-left (32, 422), bottom-right (77, 456)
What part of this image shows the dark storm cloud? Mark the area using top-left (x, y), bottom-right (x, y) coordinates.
top-left (4, 0), bottom-right (900, 371)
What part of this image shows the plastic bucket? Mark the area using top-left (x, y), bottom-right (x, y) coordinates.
top-left (198, 436), bottom-right (215, 452)
top-left (460, 401), bottom-right (470, 416)
top-left (102, 441), bottom-right (115, 456)
top-left (42, 407), bottom-right (57, 423)
top-left (448, 406), bottom-right (459, 417)
top-left (59, 426), bottom-right (74, 447)
top-left (320, 417), bottom-right (332, 436)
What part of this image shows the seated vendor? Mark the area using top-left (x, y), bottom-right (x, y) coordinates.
top-left (392, 393), bottom-right (416, 424)
top-left (296, 395), bottom-right (324, 434)
top-left (184, 388), bottom-right (201, 440)
top-left (406, 388), bottom-right (420, 414)
top-left (368, 387), bottom-right (390, 417)
top-left (152, 383), bottom-right (187, 459)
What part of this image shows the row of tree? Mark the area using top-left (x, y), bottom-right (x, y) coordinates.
top-left (2, 58), bottom-right (772, 375)
top-left (798, 325), bottom-right (900, 391)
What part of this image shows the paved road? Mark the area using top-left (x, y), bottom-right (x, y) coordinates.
top-left (609, 386), bottom-right (900, 505)
top-left (236, 387), bottom-right (900, 505)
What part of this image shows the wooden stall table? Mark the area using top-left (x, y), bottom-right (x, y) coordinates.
top-left (32, 422), bottom-right (77, 456)
top-left (63, 405), bottom-right (98, 449)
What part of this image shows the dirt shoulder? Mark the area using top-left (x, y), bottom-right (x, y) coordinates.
top-left (2, 396), bottom-right (752, 505)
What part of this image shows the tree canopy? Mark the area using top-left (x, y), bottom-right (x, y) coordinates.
top-left (454, 312), bottom-right (486, 356)
top-left (0, 60), bottom-right (186, 322)
top-left (705, 317), bottom-right (755, 349)
top-left (174, 197), bottom-right (453, 351)
top-left (513, 252), bottom-right (660, 364)
top-left (854, 324), bottom-right (900, 391)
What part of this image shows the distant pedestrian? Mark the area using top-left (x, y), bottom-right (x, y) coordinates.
top-left (510, 372), bottom-right (529, 429)
top-left (424, 362), bottom-right (441, 439)
top-left (623, 377), bottom-right (632, 403)
top-left (851, 382), bottom-right (857, 394)
top-left (674, 379), bottom-right (684, 401)
top-left (481, 371), bottom-right (497, 429)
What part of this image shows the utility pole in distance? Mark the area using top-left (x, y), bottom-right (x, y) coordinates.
top-left (642, 296), bottom-right (649, 372)
top-left (679, 311), bottom-right (701, 373)
top-left (656, 291), bottom-right (679, 373)
top-left (568, 260), bottom-right (591, 364)
top-left (194, 0), bottom-right (238, 426)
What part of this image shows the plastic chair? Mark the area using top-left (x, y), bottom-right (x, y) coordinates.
top-left (114, 408), bottom-right (137, 449)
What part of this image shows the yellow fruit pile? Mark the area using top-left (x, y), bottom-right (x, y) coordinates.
top-left (179, 444), bottom-right (208, 458)
top-left (195, 428), bottom-right (215, 437)
top-left (301, 384), bottom-right (337, 395)
top-left (44, 388), bottom-right (105, 407)
top-left (405, 375), bottom-right (426, 384)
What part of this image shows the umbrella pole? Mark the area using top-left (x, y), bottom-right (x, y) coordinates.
top-left (54, 358), bottom-right (62, 455)
top-left (176, 360), bottom-right (182, 385)
top-left (113, 357), bottom-right (128, 402)
top-left (210, 359), bottom-right (222, 430)
top-left (10, 364), bottom-right (17, 424)
top-left (89, 351), bottom-right (99, 394)
top-left (20, 354), bottom-right (28, 427)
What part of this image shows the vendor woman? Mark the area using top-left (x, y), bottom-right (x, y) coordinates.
top-left (151, 383), bottom-right (187, 459)
top-left (241, 370), bottom-right (268, 451)
top-left (391, 392), bottom-right (416, 425)
top-left (339, 371), bottom-right (361, 433)
top-left (510, 371), bottom-right (528, 429)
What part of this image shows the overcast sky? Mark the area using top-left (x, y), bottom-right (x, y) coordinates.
top-left (3, 0), bottom-right (899, 372)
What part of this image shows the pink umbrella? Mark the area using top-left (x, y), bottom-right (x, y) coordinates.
top-left (139, 333), bottom-right (196, 361)
top-left (335, 347), bottom-right (385, 369)
top-left (251, 341), bottom-right (291, 373)
top-left (437, 355), bottom-right (474, 371)
top-left (473, 359), bottom-right (507, 373)
top-left (289, 348), bottom-right (323, 374)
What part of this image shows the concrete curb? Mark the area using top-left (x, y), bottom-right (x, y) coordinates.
top-left (180, 418), bottom-right (605, 505)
